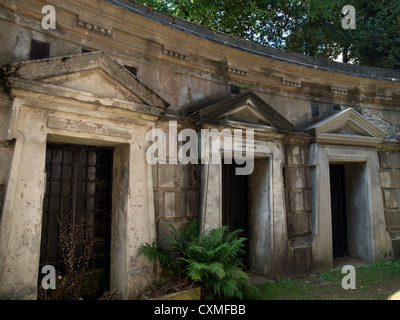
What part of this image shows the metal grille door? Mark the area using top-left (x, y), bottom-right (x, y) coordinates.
top-left (222, 162), bottom-right (249, 268)
top-left (39, 143), bottom-right (113, 299)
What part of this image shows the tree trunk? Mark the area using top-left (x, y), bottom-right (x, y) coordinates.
top-left (342, 47), bottom-right (349, 63)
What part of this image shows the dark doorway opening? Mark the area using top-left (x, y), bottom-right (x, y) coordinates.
top-left (329, 164), bottom-right (349, 258)
top-left (39, 143), bottom-right (113, 299)
top-left (222, 161), bottom-right (249, 269)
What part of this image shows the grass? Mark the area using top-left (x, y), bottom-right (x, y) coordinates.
top-left (257, 261), bottom-right (400, 300)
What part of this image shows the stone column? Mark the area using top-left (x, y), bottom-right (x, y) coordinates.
top-left (0, 103), bottom-right (47, 299)
top-left (124, 125), bottom-right (157, 299)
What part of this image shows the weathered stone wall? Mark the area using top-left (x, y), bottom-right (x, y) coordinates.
top-left (1, 0), bottom-right (399, 133)
top-left (378, 148), bottom-right (400, 258)
top-left (153, 162), bottom-right (200, 243)
top-left (283, 141), bottom-right (312, 275)
top-left (151, 122), bottom-right (200, 245)
top-left (0, 0), bottom-right (399, 299)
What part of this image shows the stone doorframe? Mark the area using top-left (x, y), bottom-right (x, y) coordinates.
top-left (189, 91), bottom-right (295, 278)
top-left (0, 52), bottom-right (167, 299)
top-left (306, 108), bottom-right (394, 273)
top-left (198, 127), bottom-right (289, 278)
top-left (308, 144), bottom-right (394, 272)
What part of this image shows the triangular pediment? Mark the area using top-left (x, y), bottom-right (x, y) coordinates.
top-left (187, 91), bottom-right (294, 131)
top-left (329, 124), bottom-right (363, 136)
top-left (40, 69), bottom-right (135, 102)
top-left (306, 108), bottom-right (386, 146)
top-left (6, 51), bottom-right (169, 111)
top-left (217, 103), bottom-right (272, 125)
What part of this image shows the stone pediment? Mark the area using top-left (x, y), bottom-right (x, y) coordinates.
top-left (5, 51), bottom-right (169, 112)
top-left (188, 91), bottom-right (294, 131)
top-left (40, 69), bottom-right (138, 102)
top-left (306, 108), bottom-right (386, 146)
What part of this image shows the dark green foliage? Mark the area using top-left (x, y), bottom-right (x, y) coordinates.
top-left (283, 0), bottom-right (400, 69)
top-left (134, 0), bottom-right (400, 70)
top-left (133, 0), bottom-right (273, 42)
top-left (137, 242), bottom-right (179, 273)
top-left (138, 219), bottom-right (260, 299)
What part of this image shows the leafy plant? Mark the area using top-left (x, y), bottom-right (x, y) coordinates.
top-left (59, 219), bottom-right (94, 300)
top-left (135, 0), bottom-right (400, 70)
top-left (99, 289), bottom-right (120, 300)
top-left (38, 218), bottom-right (94, 300)
top-left (138, 219), bottom-right (260, 299)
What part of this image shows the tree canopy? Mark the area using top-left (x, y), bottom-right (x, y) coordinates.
top-left (133, 0), bottom-right (400, 70)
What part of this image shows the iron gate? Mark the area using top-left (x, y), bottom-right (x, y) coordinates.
top-left (222, 162), bottom-right (249, 268)
top-left (39, 143), bottom-right (113, 299)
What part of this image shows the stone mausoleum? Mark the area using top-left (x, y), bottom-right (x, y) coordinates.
top-left (0, 0), bottom-right (399, 299)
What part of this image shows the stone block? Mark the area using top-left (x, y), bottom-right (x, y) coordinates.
top-left (157, 220), bottom-right (186, 246)
top-left (174, 163), bottom-right (187, 188)
top-left (293, 245), bottom-right (311, 274)
top-left (383, 190), bottom-right (399, 209)
top-left (389, 230), bottom-right (400, 240)
top-left (157, 163), bottom-right (187, 188)
top-left (284, 191), bottom-right (290, 214)
top-left (378, 151), bottom-right (393, 169)
top-left (152, 163), bottom-right (158, 188)
top-left (301, 146), bottom-right (309, 166)
top-left (306, 167), bottom-right (311, 189)
top-left (164, 191), bottom-right (186, 218)
top-left (289, 190), bottom-right (304, 212)
top-left (389, 231), bottom-right (400, 259)
top-left (188, 163), bottom-right (200, 190)
top-left (163, 192), bottom-right (174, 218)
top-left (380, 171), bottom-right (399, 189)
top-left (392, 239), bottom-right (400, 259)
top-left (384, 211), bottom-right (400, 228)
top-left (153, 191), bottom-right (163, 218)
top-left (186, 190), bottom-right (199, 217)
top-left (393, 152), bottom-right (400, 169)
top-left (304, 190), bottom-right (311, 212)
top-left (286, 145), bottom-right (302, 165)
top-left (158, 164), bottom-right (175, 188)
top-left (175, 191), bottom-right (187, 217)
top-left (284, 167), bottom-right (306, 189)
top-left (287, 213), bottom-right (310, 237)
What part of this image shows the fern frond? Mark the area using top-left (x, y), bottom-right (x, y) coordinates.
top-left (223, 263), bottom-right (249, 281)
top-left (186, 244), bottom-right (209, 260)
top-left (137, 219), bottom-right (258, 300)
top-left (184, 260), bottom-right (226, 281)
top-left (217, 237), bottom-right (247, 264)
top-left (222, 228), bottom-right (243, 242)
top-left (165, 218), bottom-right (199, 253)
top-left (137, 242), bottom-right (174, 270)
top-left (237, 279), bottom-right (263, 300)
top-left (200, 226), bottom-right (229, 249)
top-left (214, 278), bottom-right (242, 299)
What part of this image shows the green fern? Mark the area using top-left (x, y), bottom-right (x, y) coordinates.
top-left (137, 242), bottom-right (180, 274)
top-left (137, 219), bottom-right (261, 299)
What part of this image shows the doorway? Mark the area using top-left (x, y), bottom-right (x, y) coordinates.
top-left (329, 164), bottom-right (348, 258)
top-left (39, 143), bottom-right (113, 299)
top-left (222, 161), bottom-right (249, 268)
top-left (222, 158), bottom-right (270, 273)
top-left (329, 162), bottom-right (372, 263)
